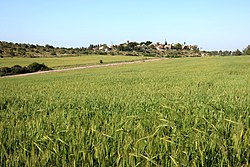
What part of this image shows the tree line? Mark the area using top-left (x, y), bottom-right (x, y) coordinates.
top-left (209, 47), bottom-right (250, 56)
top-left (0, 41), bottom-right (249, 58)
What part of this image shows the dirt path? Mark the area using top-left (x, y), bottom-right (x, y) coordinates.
top-left (1, 58), bottom-right (165, 78)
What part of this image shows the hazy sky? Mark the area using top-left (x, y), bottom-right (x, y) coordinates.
top-left (0, 0), bottom-right (249, 50)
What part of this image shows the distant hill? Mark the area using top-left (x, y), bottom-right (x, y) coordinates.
top-left (0, 40), bottom-right (210, 58)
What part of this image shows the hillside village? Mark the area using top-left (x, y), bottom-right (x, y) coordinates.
top-left (91, 41), bottom-right (199, 52)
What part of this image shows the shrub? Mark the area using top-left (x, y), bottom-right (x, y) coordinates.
top-left (51, 51), bottom-right (57, 56)
top-left (0, 67), bottom-right (11, 76)
top-left (27, 62), bottom-right (50, 72)
top-left (0, 62), bottom-right (51, 77)
top-left (10, 65), bottom-right (26, 74)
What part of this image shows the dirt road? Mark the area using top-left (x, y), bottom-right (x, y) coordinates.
top-left (1, 58), bottom-right (165, 78)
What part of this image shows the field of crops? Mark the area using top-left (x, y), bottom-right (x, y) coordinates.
top-left (0, 56), bottom-right (249, 166)
top-left (0, 55), bottom-right (145, 69)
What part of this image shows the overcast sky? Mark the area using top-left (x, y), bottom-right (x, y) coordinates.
top-left (0, 0), bottom-right (249, 50)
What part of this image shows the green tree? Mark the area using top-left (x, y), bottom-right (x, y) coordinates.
top-left (45, 44), bottom-right (54, 49)
top-left (174, 43), bottom-right (182, 50)
top-left (219, 50), bottom-right (222, 56)
top-left (243, 45), bottom-right (250, 55)
top-left (165, 40), bottom-right (168, 45)
top-left (234, 49), bottom-right (242, 56)
top-left (145, 41), bottom-right (153, 46)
